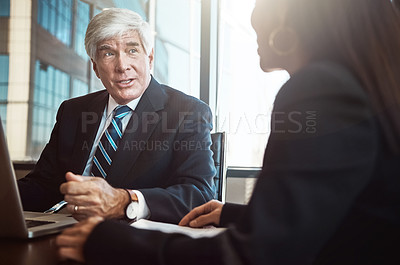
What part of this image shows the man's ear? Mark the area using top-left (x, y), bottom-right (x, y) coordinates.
top-left (148, 48), bottom-right (154, 70)
top-left (91, 58), bottom-right (100, 78)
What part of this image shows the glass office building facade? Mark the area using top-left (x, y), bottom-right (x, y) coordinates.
top-left (74, 0), bottom-right (90, 60)
top-left (0, 0), bottom-right (10, 129)
top-left (37, 0), bottom-right (73, 47)
top-left (31, 60), bottom-right (70, 155)
top-left (0, 0), bottom-right (10, 17)
top-left (0, 55), bottom-right (9, 130)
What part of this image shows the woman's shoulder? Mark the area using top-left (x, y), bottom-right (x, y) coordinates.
top-left (294, 61), bottom-right (359, 85)
top-left (276, 61), bottom-right (368, 106)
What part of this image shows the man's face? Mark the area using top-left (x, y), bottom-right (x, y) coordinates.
top-left (92, 31), bottom-right (154, 105)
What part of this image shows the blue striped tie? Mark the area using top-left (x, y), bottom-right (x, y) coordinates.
top-left (91, 105), bottom-right (131, 178)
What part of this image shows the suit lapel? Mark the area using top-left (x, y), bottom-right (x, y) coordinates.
top-left (69, 91), bottom-right (108, 174)
top-left (107, 77), bottom-right (166, 187)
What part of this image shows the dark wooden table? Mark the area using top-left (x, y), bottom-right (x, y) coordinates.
top-left (0, 235), bottom-right (81, 265)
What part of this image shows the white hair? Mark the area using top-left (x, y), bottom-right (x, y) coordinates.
top-left (85, 8), bottom-right (153, 60)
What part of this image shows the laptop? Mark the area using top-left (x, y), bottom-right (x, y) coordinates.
top-left (0, 117), bottom-right (76, 238)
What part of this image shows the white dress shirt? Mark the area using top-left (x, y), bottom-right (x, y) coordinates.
top-left (82, 95), bottom-right (150, 220)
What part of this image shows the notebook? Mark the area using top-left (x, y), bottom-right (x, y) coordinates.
top-left (0, 117), bottom-right (76, 238)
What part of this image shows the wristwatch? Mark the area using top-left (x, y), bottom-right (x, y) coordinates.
top-left (124, 189), bottom-right (139, 223)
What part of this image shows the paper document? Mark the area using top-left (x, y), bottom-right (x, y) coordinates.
top-left (131, 219), bottom-right (226, 239)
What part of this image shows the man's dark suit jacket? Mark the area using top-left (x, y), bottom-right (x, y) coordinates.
top-left (18, 76), bottom-right (216, 224)
top-left (83, 62), bottom-right (400, 265)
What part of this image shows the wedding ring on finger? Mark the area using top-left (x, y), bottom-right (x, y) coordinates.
top-left (74, 205), bottom-right (79, 213)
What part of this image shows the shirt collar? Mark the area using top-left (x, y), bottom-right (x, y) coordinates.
top-left (106, 95), bottom-right (142, 118)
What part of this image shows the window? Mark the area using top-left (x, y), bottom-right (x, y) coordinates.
top-left (72, 78), bottom-right (88, 98)
top-left (154, 0), bottom-right (201, 98)
top-left (217, 0), bottom-right (289, 167)
top-left (37, 0), bottom-right (73, 46)
top-left (93, 7), bottom-right (102, 16)
top-left (0, 55), bottom-right (9, 129)
top-left (0, 0), bottom-right (10, 17)
top-left (32, 60), bottom-right (70, 157)
top-left (113, 0), bottom-right (148, 20)
top-left (75, 0), bottom-right (90, 59)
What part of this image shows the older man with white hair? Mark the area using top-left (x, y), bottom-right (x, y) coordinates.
top-left (18, 8), bottom-right (216, 225)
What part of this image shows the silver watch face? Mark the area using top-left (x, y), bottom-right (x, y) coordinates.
top-left (126, 202), bottom-right (137, 219)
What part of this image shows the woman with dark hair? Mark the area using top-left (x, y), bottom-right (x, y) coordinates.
top-left (57, 0), bottom-right (400, 264)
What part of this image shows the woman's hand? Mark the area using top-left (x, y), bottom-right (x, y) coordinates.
top-left (179, 200), bottom-right (224, 228)
top-left (56, 216), bottom-right (104, 262)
